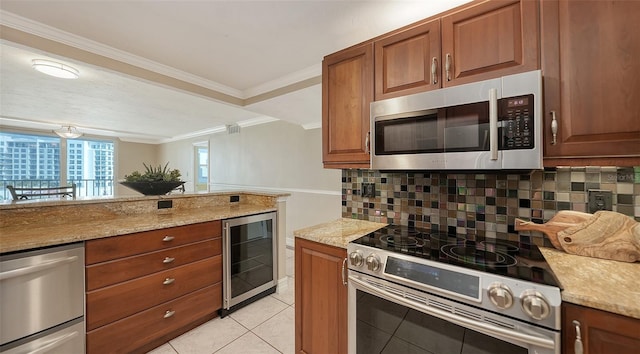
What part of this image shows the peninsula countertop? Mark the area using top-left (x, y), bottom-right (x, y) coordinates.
top-left (0, 192), bottom-right (286, 253)
top-left (294, 218), bottom-right (640, 320)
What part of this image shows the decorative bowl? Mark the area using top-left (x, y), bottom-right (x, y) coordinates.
top-left (120, 181), bottom-right (185, 195)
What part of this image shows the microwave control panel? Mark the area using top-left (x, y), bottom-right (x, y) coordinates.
top-left (499, 94), bottom-right (534, 149)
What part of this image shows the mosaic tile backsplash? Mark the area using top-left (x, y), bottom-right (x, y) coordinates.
top-left (342, 167), bottom-right (640, 247)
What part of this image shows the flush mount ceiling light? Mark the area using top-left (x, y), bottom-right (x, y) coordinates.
top-left (54, 126), bottom-right (83, 139)
top-left (32, 59), bottom-right (80, 79)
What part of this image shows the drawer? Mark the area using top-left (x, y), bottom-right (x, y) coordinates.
top-left (86, 238), bottom-right (221, 291)
top-left (87, 284), bottom-right (221, 354)
top-left (86, 255), bottom-right (221, 330)
top-left (86, 220), bottom-right (221, 265)
top-left (0, 243), bottom-right (84, 345)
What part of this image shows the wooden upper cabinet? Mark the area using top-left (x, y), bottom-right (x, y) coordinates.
top-left (322, 43), bottom-right (373, 169)
top-left (541, 0), bottom-right (640, 166)
top-left (374, 19), bottom-right (441, 100)
top-left (441, 0), bottom-right (539, 86)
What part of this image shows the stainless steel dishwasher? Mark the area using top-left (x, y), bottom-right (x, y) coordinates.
top-left (0, 243), bottom-right (85, 353)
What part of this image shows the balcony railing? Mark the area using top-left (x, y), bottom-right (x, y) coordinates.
top-left (1, 179), bottom-right (115, 201)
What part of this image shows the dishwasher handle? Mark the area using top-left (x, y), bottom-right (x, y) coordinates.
top-left (0, 256), bottom-right (78, 281)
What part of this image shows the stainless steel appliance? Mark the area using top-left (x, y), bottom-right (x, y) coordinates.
top-left (347, 226), bottom-right (562, 354)
top-left (0, 243), bottom-right (85, 353)
top-left (371, 70), bottom-right (543, 170)
top-left (221, 212), bottom-right (277, 317)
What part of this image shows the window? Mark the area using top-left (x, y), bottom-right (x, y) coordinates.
top-left (0, 132), bottom-right (115, 200)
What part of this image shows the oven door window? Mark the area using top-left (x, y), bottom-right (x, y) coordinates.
top-left (374, 110), bottom-right (443, 155)
top-left (356, 290), bottom-right (526, 354)
top-left (443, 102), bottom-right (490, 152)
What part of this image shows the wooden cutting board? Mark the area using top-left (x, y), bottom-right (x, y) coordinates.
top-left (515, 211), bottom-right (640, 263)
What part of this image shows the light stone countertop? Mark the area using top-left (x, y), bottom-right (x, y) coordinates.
top-left (540, 247), bottom-right (640, 319)
top-left (294, 219), bottom-right (640, 320)
top-left (0, 192), bottom-right (285, 254)
top-left (293, 218), bottom-right (387, 249)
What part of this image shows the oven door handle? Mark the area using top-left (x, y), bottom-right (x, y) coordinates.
top-left (349, 275), bottom-right (556, 349)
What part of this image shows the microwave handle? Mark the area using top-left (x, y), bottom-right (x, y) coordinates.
top-left (489, 88), bottom-right (498, 160)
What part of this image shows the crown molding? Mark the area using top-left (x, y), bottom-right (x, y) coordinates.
top-left (244, 63), bottom-right (321, 98)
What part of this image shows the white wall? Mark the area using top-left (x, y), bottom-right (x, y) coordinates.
top-left (207, 120), bottom-right (342, 244)
top-left (116, 140), bottom-right (159, 196)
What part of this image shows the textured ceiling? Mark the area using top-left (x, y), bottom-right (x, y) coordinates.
top-left (0, 1), bottom-right (471, 143)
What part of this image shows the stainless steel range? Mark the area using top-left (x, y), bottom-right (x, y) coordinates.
top-left (347, 225), bottom-right (562, 354)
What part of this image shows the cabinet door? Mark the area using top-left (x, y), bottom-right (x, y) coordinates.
top-left (322, 43), bottom-right (373, 169)
top-left (541, 0), bottom-right (640, 166)
top-left (562, 303), bottom-right (640, 354)
top-left (441, 0), bottom-right (539, 86)
top-left (374, 19), bottom-right (441, 100)
top-left (295, 238), bottom-right (347, 354)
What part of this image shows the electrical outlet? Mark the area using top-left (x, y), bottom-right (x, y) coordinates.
top-left (588, 189), bottom-right (612, 213)
top-left (361, 183), bottom-right (375, 198)
top-left (158, 200), bottom-right (173, 209)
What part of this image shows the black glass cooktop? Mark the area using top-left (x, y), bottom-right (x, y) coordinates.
top-left (351, 225), bottom-right (561, 288)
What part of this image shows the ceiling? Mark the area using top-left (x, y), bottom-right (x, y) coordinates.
top-left (0, 0), bottom-right (471, 144)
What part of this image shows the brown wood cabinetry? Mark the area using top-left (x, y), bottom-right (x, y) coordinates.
top-left (562, 303), bottom-right (640, 354)
top-left (374, 0), bottom-right (538, 100)
top-left (541, 0), bottom-right (640, 166)
top-left (85, 221), bottom-right (222, 354)
top-left (323, 0), bottom-right (539, 167)
top-left (322, 43), bottom-right (373, 169)
top-left (440, 0), bottom-right (539, 87)
top-left (374, 19), bottom-right (441, 100)
top-left (295, 238), bottom-right (348, 354)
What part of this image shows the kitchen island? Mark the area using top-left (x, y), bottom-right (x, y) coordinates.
top-left (1, 191), bottom-right (288, 354)
top-left (0, 191), bottom-right (287, 253)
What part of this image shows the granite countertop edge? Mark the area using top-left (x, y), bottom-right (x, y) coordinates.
top-left (293, 218), bottom-right (387, 249)
top-left (293, 219), bottom-right (640, 320)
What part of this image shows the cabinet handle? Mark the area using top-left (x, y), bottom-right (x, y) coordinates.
top-left (164, 310), bottom-right (175, 319)
top-left (163, 277), bottom-right (175, 285)
top-left (162, 235), bottom-right (174, 242)
top-left (573, 320), bottom-right (583, 354)
top-left (445, 53), bottom-right (452, 81)
top-left (163, 257), bottom-right (175, 264)
top-left (431, 57), bottom-right (438, 84)
top-left (365, 131), bottom-right (371, 154)
top-left (550, 111), bottom-right (558, 145)
top-left (341, 258), bottom-right (348, 286)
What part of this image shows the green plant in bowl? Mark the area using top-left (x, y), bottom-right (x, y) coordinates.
top-left (121, 162), bottom-right (184, 195)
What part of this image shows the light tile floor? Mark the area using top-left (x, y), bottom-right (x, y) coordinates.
top-left (148, 248), bottom-right (295, 354)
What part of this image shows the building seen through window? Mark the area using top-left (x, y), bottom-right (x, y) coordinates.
top-left (0, 132), bottom-right (115, 200)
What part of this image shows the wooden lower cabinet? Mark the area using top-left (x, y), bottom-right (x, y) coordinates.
top-left (87, 284), bottom-right (221, 354)
top-left (562, 303), bottom-right (640, 354)
top-left (85, 221), bottom-right (223, 354)
top-left (295, 238), bottom-right (348, 354)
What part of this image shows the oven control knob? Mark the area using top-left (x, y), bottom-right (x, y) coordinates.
top-left (349, 251), bottom-right (364, 267)
top-left (488, 283), bottom-right (514, 309)
top-left (365, 254), bottom-right (381, 272)
top-left (521, 290), bottom-right (551, 320)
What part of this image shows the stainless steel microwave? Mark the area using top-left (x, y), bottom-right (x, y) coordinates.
top-left (370, 70), bottom-right (543, 170)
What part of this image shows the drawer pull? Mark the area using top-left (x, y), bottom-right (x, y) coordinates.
top-left (163, 278), bottom-right (175, 285)
top-left (163, 257), bottom-right (175, 264)
top-left (162, 235), bottom-right (174, 242)
top-left (164, 310), bottom-right (175, 319)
